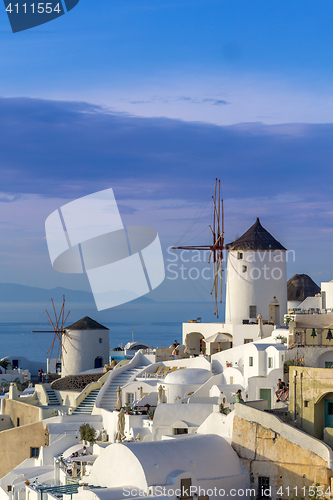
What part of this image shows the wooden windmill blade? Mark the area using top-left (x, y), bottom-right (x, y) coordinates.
top-left (32, 295), bottom-right (71, 367)
top-left (172, 178), bottom-right (226, 318)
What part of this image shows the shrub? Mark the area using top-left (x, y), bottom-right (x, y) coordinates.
top-left (79, 423), bottom-right (97, 444)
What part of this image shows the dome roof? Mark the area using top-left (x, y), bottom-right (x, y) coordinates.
top-left (90, 434), bottom-right (244, 489)
top-left (227, 218), bottom-right (286, 251)
top-left (287, 274), bottom-right (320, 302)
top-left (164, 368), bottom-right (212, 385)
top-left (65, 316), bottom-right (108, 331)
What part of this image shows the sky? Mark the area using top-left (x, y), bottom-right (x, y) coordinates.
top-left (0, 0), bottom-right (332, 309)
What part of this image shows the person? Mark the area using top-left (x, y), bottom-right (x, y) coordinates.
top-left (81, 446), bottom-right (91, 456)
top-left (110, 358), bottom-right (117, 368)
top-left (235, 389), bottom-right (244, 403)
top-left (284, 383), bottom-right (289, 402)
top-left (275, 378), bottom-right (285, 402)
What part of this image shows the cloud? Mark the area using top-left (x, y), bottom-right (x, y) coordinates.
top-left (202, 98), bottom-right (228, 105)
top-left (0, 96), bottom-right (332, 212)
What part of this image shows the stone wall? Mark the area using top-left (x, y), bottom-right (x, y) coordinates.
top-left (1, 399), bottom-right (41, 427)
top-left (232, 404), bottom-right (332, 496)
top-left (288, 366), bottom-right (333, 439)
top-left (51, 372), bottom-right (104, 391)
top-left (0, 422), bottom-right (47, 477)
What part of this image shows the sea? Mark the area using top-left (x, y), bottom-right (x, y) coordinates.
top-left (0, 301), bottom-right (224, 362)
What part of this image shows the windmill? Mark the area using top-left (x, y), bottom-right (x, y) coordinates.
top-left (32, 295), bottom-right (71, 367)
top-left (172, 178), bottom-right (225, 318)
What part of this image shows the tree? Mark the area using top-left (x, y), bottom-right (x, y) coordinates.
top-left (79, 423), bottom-right (97, 444)
top-left (0, 359), bottom-right (11, 371)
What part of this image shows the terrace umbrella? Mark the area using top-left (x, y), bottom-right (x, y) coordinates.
top-left (116, 386), bottom-right (122, 410)
top-left (257, 313), bottom-right (263, 338)
top-left (205, 332), bottom-right (230, 352)
top-left (115, 408), bottom-right (125, 442)
top-left (138, 386), bottom-right (143, 400)
top-left (158, 385), bottom-right (164, 404)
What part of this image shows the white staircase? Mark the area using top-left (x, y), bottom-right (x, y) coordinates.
top-left (98, 366), bottom-right (145, 411)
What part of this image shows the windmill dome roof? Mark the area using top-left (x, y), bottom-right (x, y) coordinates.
top-left (287, 274), bottom-right (321, 302)
top-left (227, 218), bottom-right (286, 251)
top-left (65, 316), bottom-right (108, 331)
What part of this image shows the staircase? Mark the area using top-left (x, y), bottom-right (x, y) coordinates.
top-left (46, 388), bottom-right (60, 406)
top-left (73, 389), bottom-right (100, 415)
top-left (98, 366), bottom-right (145, 411)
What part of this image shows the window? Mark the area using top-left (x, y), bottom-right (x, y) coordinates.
top-left (16, 418), bottom-right (20, 427)
top-left (258, 477), bottom-right (270, 498)
top-left (249, 357), bottom-right (253, 367)
top-left (282, 355), bottom-right (284, 362)
top-left (325, 362), bottom-right (333, 368)
top-left (237, 252), bottom-right (243, 260)
top-left (242, 265), bottom-right (247, 273)
top-left (99, 338), bottom-right (103, 343)
top-left (30, 447), bottom-right (39, 458)
top-left (173, 428), bottom-right (188, 435)
top-left (268, 357), bottom-right (273, 369)
top-left (249, 305), bottom-right (257, 318)
top-left (230, 376), bottom-right (233, 384)
top-left (244, 339), bottom-right (253, 344)
top-left (327, 402), bottom-right (333, 415)
top-left (126, 393), bottom-right (134, 404)
top-left (304, 400), bottom-right (309, 407)
top-left (180, 478), bottom-right (192, 499)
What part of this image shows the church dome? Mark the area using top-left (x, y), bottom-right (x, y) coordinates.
top-left (287, 274), bottom-right (320, 302)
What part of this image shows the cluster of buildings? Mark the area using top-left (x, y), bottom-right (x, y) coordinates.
top-left (1, 218), bottom-right (333, 500)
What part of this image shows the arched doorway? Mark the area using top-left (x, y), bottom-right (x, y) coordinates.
top-left (186, 332), bottom-right (204, 355)
top-left (94, 356), bottom-right (103, 369)
top-left (314, 391), bottom-right (333, 438)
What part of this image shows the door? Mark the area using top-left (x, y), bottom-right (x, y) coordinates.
top-left (325, 400), bottom-right (333, 427)
top-left (260, 388), bottom-right (272, 409)
top-left (94, 356), bottom-right (103, 368)
top-left (269, 305), bottom-right (279, 324)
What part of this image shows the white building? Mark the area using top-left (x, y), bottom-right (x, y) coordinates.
top-left (88, 434), bottom-right (249, 499)
top-left (225, 218), bottom-right (287, 327)
top-left (62, 317), bottom-right (109, 376)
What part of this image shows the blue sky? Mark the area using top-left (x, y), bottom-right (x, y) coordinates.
top-left (0, 0), bottom-right (332, 307)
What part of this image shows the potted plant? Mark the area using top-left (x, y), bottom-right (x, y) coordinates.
top-left (79, 423), bottom-right (97, 445)
top-left (226, 361), bottom-right (231, 367)
top-left (147, 409), bottom-right (155, 420)
top-left (24, 481), bottom-right (30, 486)
top-left (125, 403), bottom-right (133, 415)
top-left (219, 403), bottom-right (230, 415)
